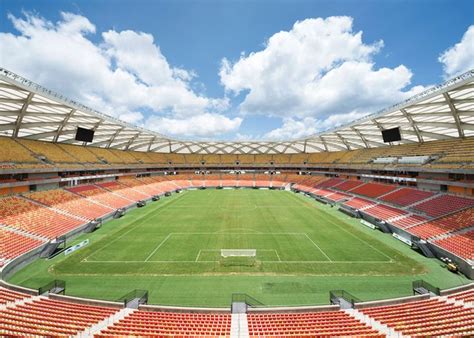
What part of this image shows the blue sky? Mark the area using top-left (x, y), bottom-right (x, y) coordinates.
top-left (1, 0), bottom-right (473, 140)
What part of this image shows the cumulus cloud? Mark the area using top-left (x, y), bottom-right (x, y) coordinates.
top-left (220, 16), bottom-right (424, 126)
top-left (264, 111), bottom-right (368, 140)
top-left (0, 11), bottom-right (231, 137)
top-left (146, 113), bottom-right (242, 138)
top-left (439, 25), bottom-right (474, 78)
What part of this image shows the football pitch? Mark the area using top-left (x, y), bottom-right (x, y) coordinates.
top-left (9, 189), bottom-right (470, 307)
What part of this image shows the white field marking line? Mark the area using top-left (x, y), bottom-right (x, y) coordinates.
top-left (145, 234), bottom-right (172, 262)
top-left (195, 250), bottom-right (202, 262)
top-left (85, 260), bottom-right (395, 264)
top-left (303, 233), bottom-right (333, 262)
top-left (169, 232), bottom-right (307, 235)
top-left (324, 217), bottom-right (394, 262)
top-left (292, 194), bottom-right (394, 262)
top-left (274, 249), bottom-right (282, 262)
top-left (214, 228), bottom-right (263, 234)
top-left (83, 193), bottom-right (187, 262)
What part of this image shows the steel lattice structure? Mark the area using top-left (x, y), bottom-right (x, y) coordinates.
top-left (0, 67), bottom-right (473, 154)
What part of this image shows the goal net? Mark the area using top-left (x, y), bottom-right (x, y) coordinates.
top-left (220, 249), bottom-right (257, 267)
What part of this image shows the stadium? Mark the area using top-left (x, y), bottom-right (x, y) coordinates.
top-left (0, 2), bottom-right (474, 337)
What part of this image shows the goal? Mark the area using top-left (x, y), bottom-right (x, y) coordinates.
top-left (220, 249), bottom-right (257, 267)
top-left (221, 249), bottom-right (256, 257)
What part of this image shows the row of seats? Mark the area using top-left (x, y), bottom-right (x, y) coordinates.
top-left (433, 230), bottom-right (474, 260)
top-left (3, 135), bottom-right (474, 169)
top-left (349, 182), bottom-right (398, 198)
top-left (448, 288), bottom-right (474, 303)
top-left (0, 287), bottom-right (29, 305)
top-left (67, 185), bottom-right (133, 209)
top-left (27, 189), bottom-right (113, 221)
top-left (411, 194), bottom-right (474, 217)
top-left (0, 228), bottom-right (45, 262)
top-left (359, 297), bottom-right (474, 337)
top-left (96, 182), bottom-right (151, 202)
top-left (389, 214), bottom-right (428, 229)
top-left (247, 311), bottom-right (382, 336)
top-left (0, 196), bottom-right (83, 239)
top-left (0, 297), bottom-right (119, 336)
top-left (362, 204), bottom-right (409, 221)
top-left (97, 311), bottom-right (231, 336)
top-left (407, 208), bottom-right (474, 239)
top-left (380, 187), bottom-right (435, 206)
top-left (0, 285), bottom-right (472, 336)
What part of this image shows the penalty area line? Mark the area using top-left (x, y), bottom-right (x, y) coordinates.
top-left (304, 233), bottom-right (333, 262)
top-left (145, 233), bottom-right (172, 262)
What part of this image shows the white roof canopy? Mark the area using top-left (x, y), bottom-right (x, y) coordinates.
top-left (0, 67), bottom-right (473, 154)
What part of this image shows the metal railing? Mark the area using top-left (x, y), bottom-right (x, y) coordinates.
top-left (232, 293), bottom-right (264, 307)
top-left (330, 290), bottom-right (361, 307)
top-left (38, 280), bottom-right (66, 295)
top-left (117, 289), bottom-right (149, 307)
top-left (413, 280), bottom-right (440, 295)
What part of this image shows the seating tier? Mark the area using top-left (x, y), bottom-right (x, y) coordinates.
top-left (0, 197), bottom-right (84, 239)
top-left (359, 298), bottom-right (474, 337)
top-left (247, 311), bottom-right (382, 336)
top-left (0, 228), bottom-right (45, 261)
top-left (98, 311), bottom-right (231, 336)
top-left (0, 297), bottom-right (118, 336)
top-left (380, 188), bottom-right (435, 207)
top-left (412, 194), bottom-right (474, 217)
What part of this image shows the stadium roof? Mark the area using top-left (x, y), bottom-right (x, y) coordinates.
top-left (0, 67), bottom-right (473, 154)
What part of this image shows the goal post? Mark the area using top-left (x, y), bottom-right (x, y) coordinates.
top-left (220, 249), bottom-right (257, 267)
top-left (220, 249), bottom-right (256, 258)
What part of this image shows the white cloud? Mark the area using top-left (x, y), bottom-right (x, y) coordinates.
top-left (0, 11), bottom-right (231, 137)
top-left (220, 16), bottom-right (424, 126)
top-left (439, 25), bottom-right (474, 78)
top-left (146, 113), bottom-right (242, 138)
top-left (264, 111), bottom-right (368, 140)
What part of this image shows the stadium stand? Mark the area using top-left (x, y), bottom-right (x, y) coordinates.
top-left (316, 177), bottom-right (344, 188)
top-left (358, 298), bottom-right (474, 337)
top-left (411, 194), bottom-right (474, 217)
top-left (362, 204), bottom-right (408, 221)
top-left (333, 180), bottom-right (365, 192)
top-left (0, 297), bottom-right (119, 336)
top-left (389, 214), bottom-right (428, 229)
top-left (433, 230), bottom-right (474, 260)
top-left (447, 288), bottom-right (474, 303)
top-left (407, 208), bottom-right (474, 239)
top-left (57, 144), bottom-right (101, 164)
top-left (0, 273), bottom-right (471, 336)
top-left (343, 197), bottom-right (377, 210)
top-left (247, 311), bottom-right (382, 336)
top-left (0, 228), bottom-right (44, 262)
top-left (96, 181), bottom-right (151, 201)
top-left (0, 196), bottom-right (84, 239)
top-left (0, 287), bottom-right (30, 305)
top-left (27, 189), bottom-right (113, 220)
top-left (97, 311), bottom-right (231, 336)
top-left (16, 139), bottom-right (79, 164)
top-left (67, 185), bottom-right (133, 209)
top-left (350, 182), bottom-right (398, 198)
top-left (0, 137), bottom-right (44, 168)
top-left (379, 188), bottom-right (435, 207)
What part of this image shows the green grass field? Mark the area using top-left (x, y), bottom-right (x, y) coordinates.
top-left (8, 189), bottom-right (470, 307)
